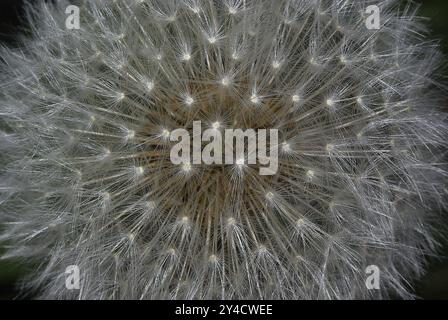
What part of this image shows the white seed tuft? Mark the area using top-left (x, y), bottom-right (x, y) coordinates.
top-left (0, 0), bottom-right (446, 301)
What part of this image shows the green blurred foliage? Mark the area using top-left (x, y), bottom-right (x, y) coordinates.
top-left (412, 0), bottom-right (448, 301)
top-left (419, 0), bottom-right (448, 54)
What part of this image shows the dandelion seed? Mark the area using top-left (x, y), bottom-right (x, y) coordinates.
top-left (135, 166), bottom-right (144, 176)
top-left (166, 15), bottom-right (176, 22)
top-left (306, 169), bottom-right (315, 180)
top-left (309, 57), bottom-right (319, 66)
top-left (191, 7), bottom-right (200, 14)
top-left (272, 60), bottom-right (282, 69)
top-left (103, 192), bottom-right (111, 202)
top-left (162, 129), bottom-right (170, 138)
top-left (125, 130), bottom-right (135, 140)
top-left (227, 217), bottom-right (236, 226)
top-left (282, 142), bottom-right (291, 152)
top-left (181, 53), bottom-right (191, 61)
top-left (182, 162), bottom-right (192, 172)
top-left (184, 95), bottom-right (194, 106)
top-left (257, 245), bottom-right (268, 254)
top-left (356, 132), bottom-right (363, 140)
top-left (250, 94), bottom-right (260, 104)
top-left (145, 80), bottom-right (154, 92)
top-left (236, 158), bottom-right (245, 167)
top-left (146, 201), bottom-right (156, 212)
top-left (103, 148), bottom-right (111, 158)
top-left (356, 97), bottom-right (363, 105)
top-left (117, 92), bottom-right (125, 101)
top-left (221, 77), bottom-right (230, 87)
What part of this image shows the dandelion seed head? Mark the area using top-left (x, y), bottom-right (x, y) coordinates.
top-left (0, 0), bottom-right (446, 300)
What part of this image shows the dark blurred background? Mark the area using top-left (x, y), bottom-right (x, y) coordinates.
top-left (0, 0), bottom-right (447, 299)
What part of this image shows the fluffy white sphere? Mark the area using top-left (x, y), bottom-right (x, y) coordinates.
top-left (0, 0), bottom-right (447, 299)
